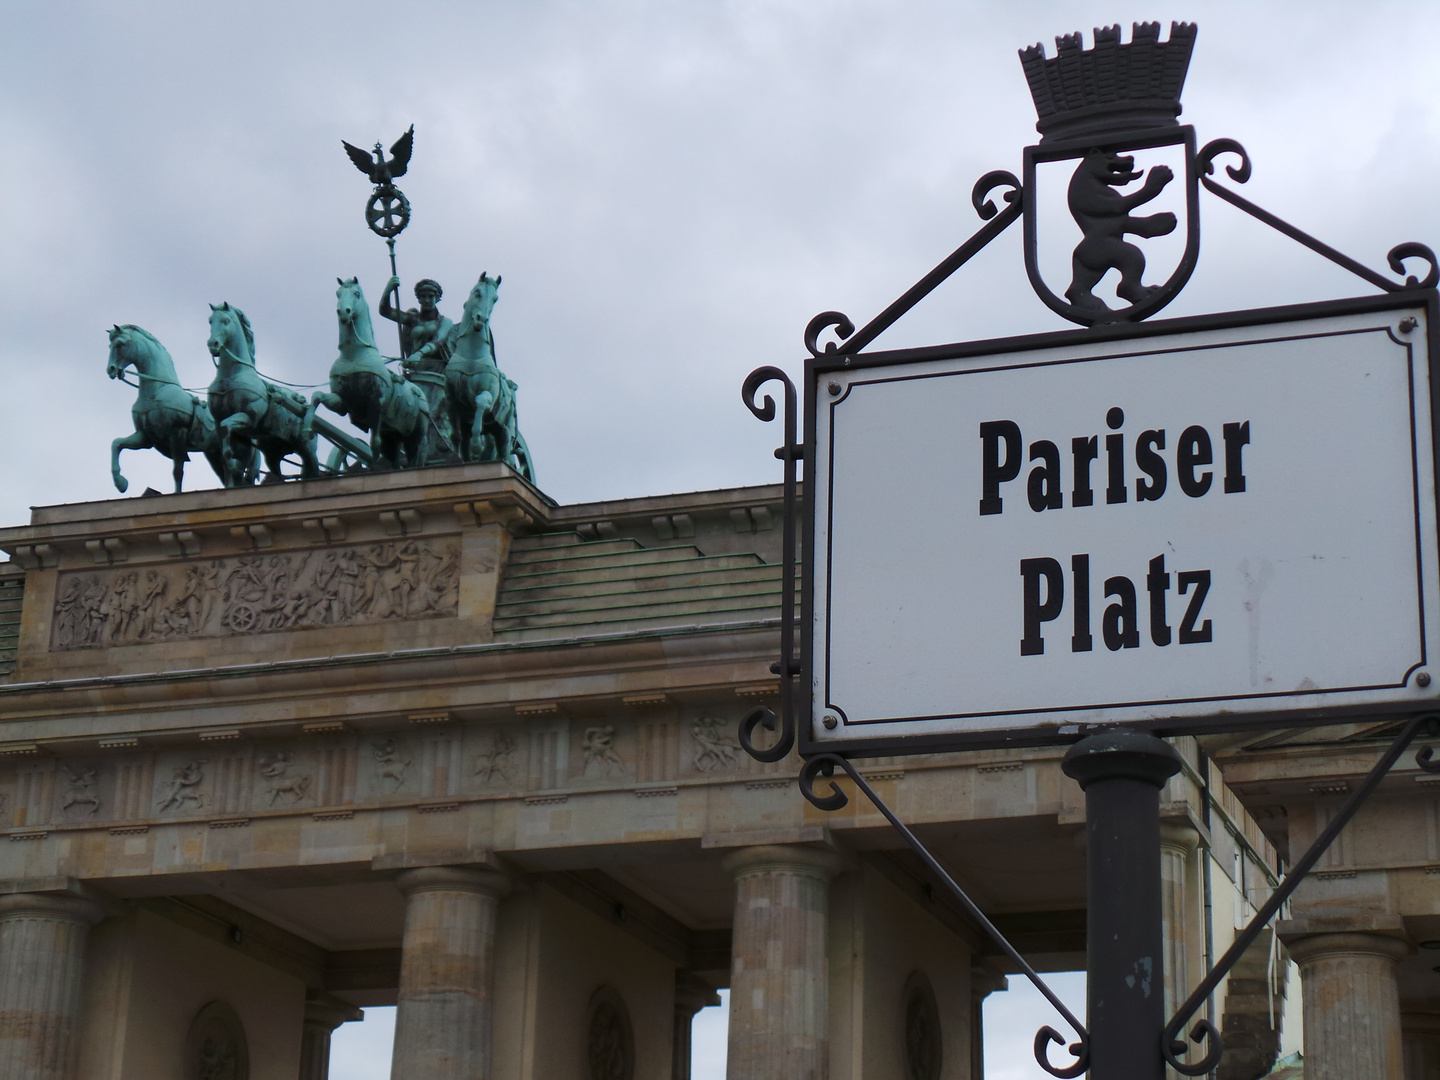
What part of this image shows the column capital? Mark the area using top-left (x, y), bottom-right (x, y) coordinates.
top-left (1159, 818), bottom-right (1203, 856)
top-left (0, 891), bottom-right (104, 926)
top-left (394, 865), bottom-right (512, 900)
top-left (1279, 924), bottom-right (1412, 966)
top-left (674, 972), bottom-right (721, 1015)
top-left (971, 963), bottom-right (1008, 1000)
top-left (720, 844), bottom-right (842, 881)
top-left (304, 992), bottom-right (363, 1032)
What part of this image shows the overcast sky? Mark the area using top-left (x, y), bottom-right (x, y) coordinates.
top-left (4, 1), bottom-right (1440, 528)
top-left (3, 1), bottom-right (1422, 1071)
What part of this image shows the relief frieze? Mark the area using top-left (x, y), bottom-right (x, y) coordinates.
top-left (51, 538), bottom-right (460, 649)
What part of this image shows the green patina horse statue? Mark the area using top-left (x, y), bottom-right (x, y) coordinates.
top-left (107, 324), bottom-right (237, 493)
top-left (445, 273), bottom-right (535, 482)
top-left (303, 278), bottom-right (431, 470)
top-left (207, 302), bottom-right (321, 485)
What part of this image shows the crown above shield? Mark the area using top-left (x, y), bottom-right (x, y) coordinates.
top-left (1020, 21), bottom-right (1197, 144)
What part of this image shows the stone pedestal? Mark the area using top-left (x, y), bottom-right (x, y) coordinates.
top-left (390, 867), bottom-right (511, 1080)
top-left (1279, 922), bottom-right (1410, 1080)
top-left (722, 846), bottom-right (841, 1080)
top-left (672, 972), bottom-right (721, 1080)
top-left (0, 891), bottom-right (103, 1080)
top-left (1403, 1010), bottom-right (1440, 1080)
top-left (300, 993), bottom-right (364, 1080)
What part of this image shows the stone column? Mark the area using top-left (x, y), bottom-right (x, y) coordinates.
top-left (671, 972), bottom-right (721, 1080)
top-left (969, 964), bottom-right (1008, 1080)
top-left (299, 993), bottom-right (363, 1080)
top-left (1159, 821), bottom-right (1201, 1023)
top-left (0, 891), bottom-right (103, 1080)
top-left (1279, 924), bottom-right (1410, 1080)
top-left (390, 867), bottom-right (511, 1080)
top-left (722, 845), bottom-right (841, 1080)
top-left (1403, 1010), bottom-right (1440, 1080)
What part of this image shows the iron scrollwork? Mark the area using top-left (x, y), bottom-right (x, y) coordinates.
top-left (800, 754), bottom-right (1090, 1078)
top-left (1197, 138), bottom-right (1439, 294)
top-left (1160, 713), bottom-right (1440, 1075)
top-left (738, 366), bottom-right (801, 762)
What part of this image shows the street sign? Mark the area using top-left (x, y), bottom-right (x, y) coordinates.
top-left (805, 293), bottom-right (1440, 752)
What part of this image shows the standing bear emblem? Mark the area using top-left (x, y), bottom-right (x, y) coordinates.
top-left (1064, 148), bottom-right (1177, 315)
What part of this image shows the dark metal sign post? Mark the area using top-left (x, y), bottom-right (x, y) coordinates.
top-left (738, 21), bottom-right (1440, 1079)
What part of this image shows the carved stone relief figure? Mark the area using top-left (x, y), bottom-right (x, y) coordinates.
top-left (59, 765), bottom-right (101, 816)
top-left (373, 739), bottom-right (410, 793)
top-left (690, 716), bottom-right (740, 772)
top-left (52, 538), bottom-right (461, 650)
top-left (474, 734), bottom-right (518, 784)
top-left (185, 1000), bottom-right (249, 1080)
top-left (581, 725), bottom-right (625, 779)
top-left (903, 971), bottom-right (942, 1080)
top-left (258, 752), bottom-right (311, 806)
top-left (585, 986), bottom-right (634, 1080)
top-left (157, 761), bottom-right (207, 813)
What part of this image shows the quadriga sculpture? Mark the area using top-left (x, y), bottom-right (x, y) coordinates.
top-left (303, 278), bottom-right (432, 470)
top-left (445, 272), bottom-right (535, 482)
top-left (207, 302), bottom-right (321, 485)
top-left (106, 324), bottom-right (251, 493)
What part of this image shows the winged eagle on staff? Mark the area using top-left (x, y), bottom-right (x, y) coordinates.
top-left (342, 125), bottom-right (414, 188)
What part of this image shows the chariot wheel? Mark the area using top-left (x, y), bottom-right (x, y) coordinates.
top-left (226, 603), bottom-right (259, 633)
top-left (366, 189), bottom-right (410, 238)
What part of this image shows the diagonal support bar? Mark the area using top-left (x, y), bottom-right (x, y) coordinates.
top-left (1161, 712), bottom-right (1440, 1075)
top-left (1197, 138), bottom-right (1439, 295)
top-left (800, 751), bottom-right (1090, 1077)
top-left (804, 170), bottom-right (1023, 357)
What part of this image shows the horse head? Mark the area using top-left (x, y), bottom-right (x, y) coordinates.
top-left (208, 302), bottom-right (255, 366)
top-left (106, 324), bottom-right (133, 381)
top-left (461, 272), bottom-right (502, 333)
top-left (335, 277), bottom-right (375, 349)
top-left (107, 324), bottom-right (177, 384)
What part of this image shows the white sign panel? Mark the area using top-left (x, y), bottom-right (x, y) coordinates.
top-left (810, 301), bottom-right (1440, 748)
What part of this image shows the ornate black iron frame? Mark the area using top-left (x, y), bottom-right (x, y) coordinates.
top-left (739, 134), bottom-right (1440, 1077)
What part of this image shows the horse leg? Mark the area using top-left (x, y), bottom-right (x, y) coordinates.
top-left (111, 431), bottom-right (151, 493)
top-left (472, 391), bottom-right (497, 461)
top-left (262, 446), bottom-right (287, 484)
top-left (304, 391), bottom-right (343, 442)
top-left (167, 435), bottom-right (191, 493)
top-left (202, 446), bottom-right (229, 487)
top-left (406, 418), bottom-right (427, 469)
top-left (217, 413), bottom-right (256, 487)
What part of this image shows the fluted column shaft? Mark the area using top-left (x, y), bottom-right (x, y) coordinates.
top-left (0, 892), bottom-right (103, 1080)
top-left (1282, 930), bottom-right (1409, 1080)
top-left (390, 867), bottom-right (511, 1080)
top-left (1403, 1011), bottom-right (1440, 1080)
top-left (1158, 821), bottom-right (1201, 1024)
top-left (722, 845), bottom-right (841, 1080)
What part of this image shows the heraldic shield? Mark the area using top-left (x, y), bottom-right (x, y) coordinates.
top-left (1020, 22), bottom-right (1201, 327)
